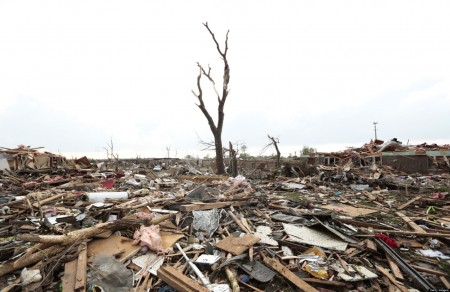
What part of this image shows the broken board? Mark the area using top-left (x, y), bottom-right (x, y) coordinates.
top-left (215, 233), bottom-right (260, 255)
top-left (160, 231), bottom-right (185, 249)
top-left (157, 265), bottom-right (209, 292)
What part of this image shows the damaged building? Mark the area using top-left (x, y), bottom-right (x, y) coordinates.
top-left (0, 146), bottom-right (66, 171)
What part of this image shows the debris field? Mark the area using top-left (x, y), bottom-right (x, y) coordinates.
top-left (1, 143), bottom-right (450, 292)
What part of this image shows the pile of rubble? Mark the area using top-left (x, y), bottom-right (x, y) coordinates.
top-left (1, 146), bottom-right (450, 291)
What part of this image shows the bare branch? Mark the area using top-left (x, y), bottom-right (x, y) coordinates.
top-left (199, 64), bottom-right (221, 102)
top-left (196, 133), bottom-right (216, 151)
top-left (203, 22), bottom-right (229, 58)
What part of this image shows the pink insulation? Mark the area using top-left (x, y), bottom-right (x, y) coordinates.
top-left (132, 225), bottom-right (170, 253)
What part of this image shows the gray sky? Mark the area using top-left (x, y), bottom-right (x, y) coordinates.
top-left (1, 0), bottom-right (450, 159)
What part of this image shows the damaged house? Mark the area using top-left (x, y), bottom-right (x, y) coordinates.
top-left (298, 139), bottom-right (450, 174)
top-left (0, 145), bottom-right (66, 171)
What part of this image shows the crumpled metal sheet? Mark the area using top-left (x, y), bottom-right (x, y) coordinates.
top-left (193, 209), bottom-right (221, 237)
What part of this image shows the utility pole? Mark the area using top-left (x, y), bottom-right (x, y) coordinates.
top-left (373, 122), bottom-right (378, 140)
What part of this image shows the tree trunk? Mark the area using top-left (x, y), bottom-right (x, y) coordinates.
top-left (16, 215), bottom-right (174, 244)
top-left (215, 135), bottom-right (225, 174)
top-left (267, 135), bottom-right (281, 168)
top-left (274, 144), bottom-right (281, 168)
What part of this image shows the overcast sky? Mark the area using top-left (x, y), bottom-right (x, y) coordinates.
top-left (1, 1), bottom-right (449, 159)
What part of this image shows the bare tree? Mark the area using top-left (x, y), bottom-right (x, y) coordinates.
top-left (103, 137), bottom-right (119, 170)
top-left (191, 22), bottom-right (230, 174)
top-left (263, 135), bottom-right (281, 168)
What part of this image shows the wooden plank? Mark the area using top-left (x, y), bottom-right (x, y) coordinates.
top-left (335, 254), bottom-right (353, 276)
top-left (375, 265), bottom-right (408, 292)
top-left (74, 245), bottom-right (88, 292)
top-left (337, 218), bottom-right (395, 230)
top-left (227, 210), bottom-right (251, 233)
top-left (396, 239), bottom-right (424, 248)
top-left (157, 265), bottom-right (209, 292)
top-left (440, 276), bottom-right (450, 289)
top-left (366, 239), bottom-right (378, 252)
top-left (396, 212), bottom-right (426, 233)
top-left (215, 233), bottom-right (260, 255)
top-left (397, 195), bottom-right (422, 210)
top-left (262, 255), bottom-right (318, 292)
top-left (87, 234), bottom-right (140, 261)
top-left (180, 201), bottom-right (249, 212)
top-left (302, 278), bottom-right (346, 287)
top-left (387, 255), bottom-right (404, 280)
top-left (410, 264), bottom-right (447, 276)
top-left (61, 259), bottom-right (77, 292)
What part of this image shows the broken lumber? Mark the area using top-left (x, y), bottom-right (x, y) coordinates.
top-left (410, 264), bottom-right (447, 276)
top-left (227, 210), bottom-right (251, 234)
top-left (365, 239), bottom-right (378, 252)
top-left (61, 259), bottom-right (77, 292)
top-left (157, 265), bottom-right (208, 292)
top-left (375, 265), bottom-right (408, 292)
top-left (395, 212), bottom-right (426, 233)
top-left (387, 255), bottom-right (404, 280)
top-left (440, 276), bottom-right (450, 289)
top-left (262, 254), bottom-right (318, 292)
top-left (397, 195), bottom-right (422, 210)
top-left (74, 243), bottom-right (88, 292)
top-left (336, 254), bottom-right (353, 277)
